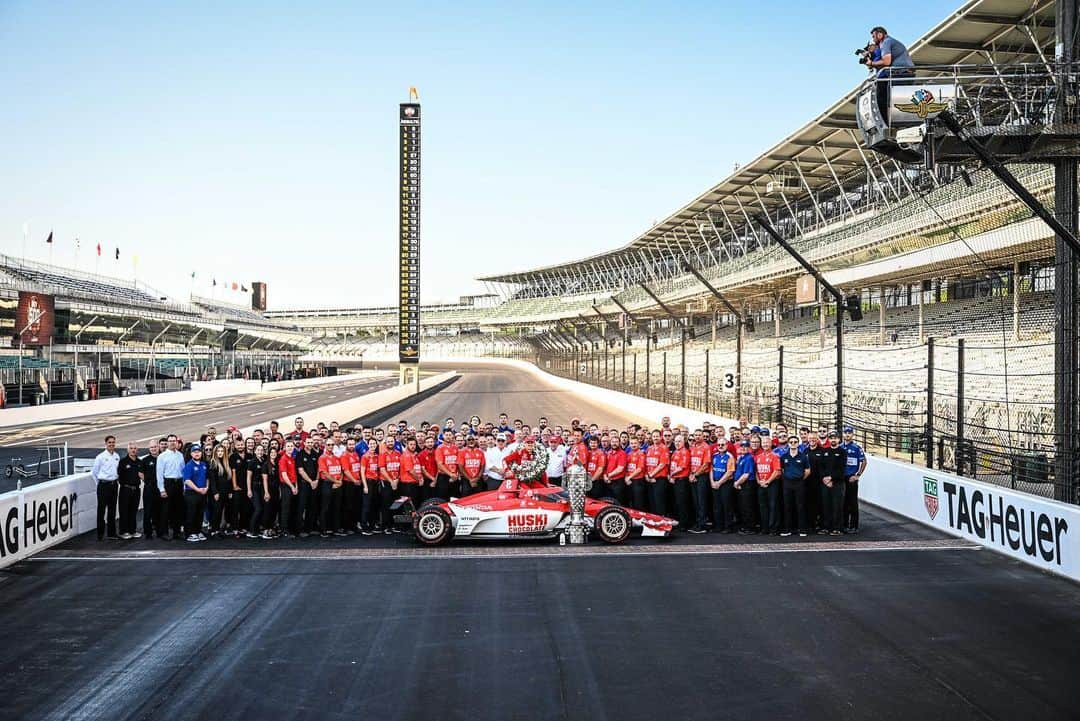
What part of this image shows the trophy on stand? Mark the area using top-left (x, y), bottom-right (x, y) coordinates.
top-left (563, 464), bottom-right (591, 545)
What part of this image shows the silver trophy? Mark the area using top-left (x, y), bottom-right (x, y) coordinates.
top-left (564, 464), bottom-right (591, 545)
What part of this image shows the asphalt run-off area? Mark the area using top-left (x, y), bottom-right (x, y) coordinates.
top-left (1, 364), bottom-right (1079, 721)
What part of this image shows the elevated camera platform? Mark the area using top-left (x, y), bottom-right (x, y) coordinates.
top-left (856, 63), bottom-right (1080, 165)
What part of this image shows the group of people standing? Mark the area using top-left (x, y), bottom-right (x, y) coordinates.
top-left (89, 413), bottom-right (866, 542)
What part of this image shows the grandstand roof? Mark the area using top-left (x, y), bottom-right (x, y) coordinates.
top-left (479, 0), bottom-right (1057, 286)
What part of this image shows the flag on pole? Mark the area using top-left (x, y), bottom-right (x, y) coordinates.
top-left (409, 86), bottom-right (419, 101)
top-left (133, 254), bottom-right (139, 269)
top-left (75, 237), bottom-right (80, 251)
top-left (191, 271), bottom-right (196, 279)
top-left (115, 247), bottom-right (119, 260)
top-left (212, 278), bottom-right (217, 287)
top-left (241, 284), bottom-right (248, 292)
top-left (45, 231), bottom-right (53, 244)
top-left (231, 282), bottom-right (238, 291)
top-left (96, 242), bottom-right (101, 257)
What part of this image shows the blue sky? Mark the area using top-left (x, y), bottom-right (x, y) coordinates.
top-left (0, 0), bottom-right (949, 309)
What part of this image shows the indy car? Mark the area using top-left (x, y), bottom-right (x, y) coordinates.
top-left (392, 481), bottom-right (677, 546)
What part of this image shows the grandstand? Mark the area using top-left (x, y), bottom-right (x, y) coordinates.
top-left (0, 253), bottom-right (310, 404)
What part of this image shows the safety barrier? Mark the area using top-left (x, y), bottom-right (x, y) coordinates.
top-left (0, 472), bottom-right (95, 569)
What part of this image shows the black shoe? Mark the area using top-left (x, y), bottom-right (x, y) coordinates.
top-left (361, 528), bottom-right (374, 536)
top-left (106, 535), bottom-right (121, 540)
top-left (320, 532), bottom-right (331, 538)
top-left (299, 532), bottom-right (309, 538)
top-left (738, 529), bottom-right (753, 535)
top-left (687, 527), bottom-right (707, 534)
top-left (334, 530), bottom-right (348, 537)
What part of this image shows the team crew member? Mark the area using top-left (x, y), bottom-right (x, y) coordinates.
top-left (819, 432), bottom-right (848, 535)
top-left (417, 436), bottom-right (438, 500)
top-left (544, 434), bottom-right (566, 487)
top-left (341, 438), bottom-right (363, 534)
top-left (278, 440), bottom-right (299, 537)
top-left (484, 434), bottom-right (507, 490)
top-left (625, 437), bottom-right (647, 510)
top-left (246, 444), bottom-right (271, 538)
top-left (156, 435), bottom-right (186, 540)
top-left (754, 436), bottom-right (782, 535)
top-left (91, 435), bottom-right (121, 541)
top-left (733, 442), bottom-right (757, 533)
top-left (319, 441), bottom-right (346, 537)
top-left (688, 431), bottom-right (712, 533)
top-left (296, 437), bottom-right (320, 537)
top-left (459, 435), bottom-right (486, 496)
top-left (840, 426), bottom-right (866, 533)
top-left (361, 441), bottom-right (381, 533)
top-left (805, 435), bottom-right (824, 529)
top-left (604, 438), bottom-right (627, 506)
top-left (779, 438), bottom-right (811, 537)
top-left (400, 437), bottom-right (423, 508)
top-left (116, 442), bottom-right (143, 539)
top-left (710, 441), bottom-right (736, 533)
top-left (434, 436), bottom-right (459, 501)
top-left (182, 444), bottom-right (209, 542)
top-left (585, 437), bottom-right (606, 499)
top-left (670, 435), bottom-right (693, 531)
top-left (644, 432), bottom-right (670, 516)
top-left (208, 444), bottom-right (233, 537)
top-left (139, 440), bottom-right (161, 539)
top-left (378, 439), bottom-right (401, 533)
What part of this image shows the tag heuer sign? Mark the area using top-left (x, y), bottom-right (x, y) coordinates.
top-left (924, 477), bottom-right (939, 520)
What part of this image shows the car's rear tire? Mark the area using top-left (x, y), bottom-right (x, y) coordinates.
top-left (419, 497), bottom-right (447, 510)
top-left (414, 507), bottom-right (453, 546)
top-left (593, 506), bottom-right (631, 544)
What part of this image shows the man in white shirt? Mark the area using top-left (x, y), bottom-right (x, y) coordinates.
top-left (91, 435), bottom-right (121, 540)
top-left (483, 434), bottom-right (511, 491)
top-left (545, 435), bottom-right (568, 486)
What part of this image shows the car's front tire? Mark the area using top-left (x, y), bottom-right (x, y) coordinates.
top-left (593, 506), bottom-right (631, 544)
top-left (414, 506), bottom-right (453, 546)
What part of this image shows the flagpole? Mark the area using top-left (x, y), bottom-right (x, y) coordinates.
top-left (22, 223), bottom-right (27, 261)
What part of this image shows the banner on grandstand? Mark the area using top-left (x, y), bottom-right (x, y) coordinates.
top-left (795, 274), bottom-right (818, 305)
top-left (860, 457), bottom-right (1080, 582)
top-left (251, 282), bottom-right (267, 312)
top-left (398, 101), bottom-right (421, 364)
top-left (11, 291), bottom-right (55, 347)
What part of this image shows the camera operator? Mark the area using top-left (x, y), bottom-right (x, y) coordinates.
top-left (865, 26), bottom-right (914, 117)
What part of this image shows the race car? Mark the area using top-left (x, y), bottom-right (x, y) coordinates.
top-left (393, 482), bottom-right (676, 545)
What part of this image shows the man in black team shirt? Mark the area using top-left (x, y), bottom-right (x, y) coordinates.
top-left (139, 439), bottom-right (161, 538)
top-left (296, 436), bottom-right (321, 538)
top-left (820, 431), bottom-right (848, 536)
top-left (228, 438), bottom-right (248, 538)
top-left (117, 442), bottom-right (143, 539)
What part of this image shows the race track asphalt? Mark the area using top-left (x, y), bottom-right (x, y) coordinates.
top-left (1, 361), bottom-right (1079, 721)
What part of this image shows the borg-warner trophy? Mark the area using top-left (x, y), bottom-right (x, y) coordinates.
top-left (563, 464), bottom-right (591, 545)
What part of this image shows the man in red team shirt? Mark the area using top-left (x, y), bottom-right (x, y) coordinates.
top-left (360, 443), bottom-right (381, 534)
top-left (417, 435), bottom-right (438, 501)
top-left (670, 434), bottom-right (692, 531)
top-left (687, 430), bottom-right (712, 533)
top-left (644, 434), bottom-right (670, 516)
top-left (316, 444), bottom-right (345, 537)
top-left (378, 439), bottom-right (402, 534)
top-left (564, 428), bottom-right (588, 474)
top-left (754, 436), bottom-right (782, 535)
top-left (625, 437), bottom-right (647, 510)
top-left (434, 435), bottom-right (459, 501)
top-left (341, 438), bottom-right (363, 534)
top-left (604, 433), bottom-right (627, 506)
top-left (585, 436), bottom-right (606, 499)
top-left (459, 435), bottom-right (486, 496)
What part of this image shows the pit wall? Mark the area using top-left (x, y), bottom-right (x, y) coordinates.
top-left (444, 357), bottom-right (1080, 582)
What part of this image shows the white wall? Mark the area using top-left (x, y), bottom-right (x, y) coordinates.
top-left (0, 472), bottom-right (95, 569)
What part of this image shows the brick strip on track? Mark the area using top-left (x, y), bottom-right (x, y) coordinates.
top-left (34, 537), bottom-right (978, 561)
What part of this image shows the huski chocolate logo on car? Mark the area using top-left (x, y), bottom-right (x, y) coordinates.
top-left (924, 477), bottom-right (939, 520)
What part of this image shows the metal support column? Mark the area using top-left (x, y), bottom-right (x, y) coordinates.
top-left (756, 215), bottom-right (846, 432)
top-left (926, 337), bottom-right (935, 470)
top-left (957, 338), bottom-right (966, 477)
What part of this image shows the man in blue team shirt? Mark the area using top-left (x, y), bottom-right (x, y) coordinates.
top-left (733, 442), bottom-right (757, 534)
top-left (710, 441), bottom-right (736, 533)
top-left (840, 426), bottom-right (867, 533)
top-left (181, 444), bottom-right (209, 542)
top-left (779, 437), bottom-right (811, 537)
